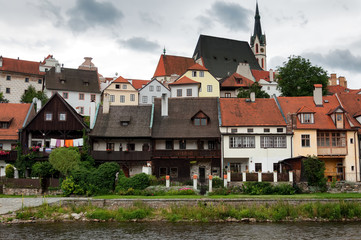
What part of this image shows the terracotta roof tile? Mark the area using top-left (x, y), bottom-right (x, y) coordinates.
top-left (220, 98), bottom-right (286, 126)
top-left (153, 55), bottom-right (195, 78)
top-left (220, 72), bottom-right (254, 88)
top-left (128, 79), bottom-right (150, 90)
top-left (168, 76), bottom-right (200, 86)
top-left (327, 85), bottom-right (361, 95)
top-left (297, 106), bottom-right (315, 113)
top-left (0, 103), bottom-right (32, 140)
top-left (187, 63), bottom-right (208, 71)
top-left (337, 94), bottom-right (361, 131)
top-left (0, 57), bottom-right (44, 76)
top-left (251, 69), bottom-right (274, 82)
top-left (113, 76), bottom-right (128, 83)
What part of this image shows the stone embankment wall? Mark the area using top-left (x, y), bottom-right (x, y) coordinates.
top-left (1, 187), bottom-right (62, 196)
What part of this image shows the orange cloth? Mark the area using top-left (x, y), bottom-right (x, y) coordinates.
top-left (64, 139), bottom-right (74, 147)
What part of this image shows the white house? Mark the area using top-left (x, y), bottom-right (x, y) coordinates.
top-left (168, 76), bottom-right (200, 98)
top-left (139, 79), bottom-right (170, 105)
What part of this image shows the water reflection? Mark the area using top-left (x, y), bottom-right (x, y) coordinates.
top-left (0, 222), bottom-right (359, 240)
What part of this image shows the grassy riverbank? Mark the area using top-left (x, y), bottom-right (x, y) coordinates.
top-left (2, 200), bottom-right (361, 223)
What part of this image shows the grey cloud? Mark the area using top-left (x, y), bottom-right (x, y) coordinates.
top-left (119, 37), bottom-right (160, 52)
top-left (140, 12), bottom-right (161, 27)
top-left (67, 0), bottom-right (123, 32)
top-left (33, 0), bottom-right (65, 27)
top-left (304, 49), bottom-right (361, 73)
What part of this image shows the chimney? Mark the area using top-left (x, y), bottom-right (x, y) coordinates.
top-left (250, 92), bottom-right (255, 102)
top-left (269, 69), bottom-right (274, 82)
top-left (90, 101), bottom-right (96, 129)
top-left (339, 76), bottom-right (347, 88)
top-left (313, 84), bottom-right (323, 106)
top-left (55, 63), bottom-right (61, 73)
top-left (32, 97), bottom-right (41, 112)
top-left (161, 93), bottom-right (168, 117)
top-left (103, 93), bottom-right (110, 114)
top-left (0, 56), bottom-right (2, 67)
top-left (329, 73), bottom-right (337, 86)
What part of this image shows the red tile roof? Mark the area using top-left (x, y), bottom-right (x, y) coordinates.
top-left (168, 76), bottom-right (200, 86)
top-left (113, 76), bottom-right (128, 83)
top-left (220, 98), bottom-right (286, 126)
top-left (0, 57), bottom-right (44, 75)
top-left (220, 72), bottom-right (254, 88)
top-left (128, 79), bottom-right (150, 90)
top-left (187, 63), bottom-right (208, 71)
top-left (327, 85), bottom-right (361, 95)
top-left (0, 103), bottom-right (32, 140)
top-left (251, 69), bottom-right (275, 82)
top-left (297, 106), bottom-right (315, 113)
top-left (337, 94), bottom-right (361, 131)
top-left (153, 55), bottom-right (195, 78)
top-left (277, 95), bottom-right (352, 130)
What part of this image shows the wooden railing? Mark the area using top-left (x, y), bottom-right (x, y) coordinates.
top-left (0, 150), bottom-right (17, 161)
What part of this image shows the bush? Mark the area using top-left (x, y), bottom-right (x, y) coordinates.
top-left (273, 184), bottom-right (296, 195)
top-left (242, 182), bottom-right (273, 195)
top-left (61, 177), bottom-right (76, 196)
top-left (89, 162), bottom-right (120, 192)
top-left (31, 161), bottom-right (57, 178)
top-left (212, 176), bottom-right (223, 188)
top-left (303, 156), bottom-right (327, 192)
top-left (5, 164), bottom-right (14, 178)
top-left (117, 173), bottom-right (150, 191)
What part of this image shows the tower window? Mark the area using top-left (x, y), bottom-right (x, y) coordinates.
top-left (256, 44), bottom-right (259, 53)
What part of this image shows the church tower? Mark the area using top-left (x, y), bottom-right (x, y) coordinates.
top-left (250, 2), bottom-right (267, 70)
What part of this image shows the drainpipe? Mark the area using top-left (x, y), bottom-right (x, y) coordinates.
top-left (354, 131), bottom-right (359, 181)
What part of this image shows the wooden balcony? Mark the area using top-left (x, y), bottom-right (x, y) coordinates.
top-left (0, 150), bottom-right (17, 162)
top-left (91, 150), bottom-right (152, 162)
top-left (317, 147), bottom-right (347, 156)
top-left (153, 149), bottom-right (221, 159)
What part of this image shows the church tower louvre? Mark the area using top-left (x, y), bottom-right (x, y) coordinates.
top-left (250, 2), bottom-right (267, 70)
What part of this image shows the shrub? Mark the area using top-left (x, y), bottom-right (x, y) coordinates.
top-left (208, 188), bottom-right (231, 196)
top-left (49, 147), bottom-right (81, 176)
top-left (31, 161), bottom-right (57, 178)
top-left (273, 184), bottom-right (296, 195)
top-left (5, 164), bottom-right (15, 178)
top-left (212, 176), bottom-right (223, 188)
top-left (242, 182), bottom-right (273, 195)
top-left (117, 173), bottom-right (150, 191)
top-left (61, 177), bottom-right (76, 196)
top-left (89, 162), bottom-right (120, 192)
top-left (303, 155), bottom-right (327, 192)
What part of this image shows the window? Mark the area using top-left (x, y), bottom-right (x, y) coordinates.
top-left (165, 140), bottom-right (173, 150)
top-left (142, 96), bottom-right (148, 104)
top-left (63, 92), bottom-right (68, 99)
top-left (255, 163), bottom-right (262, 172)
top-left (198, 141), bottom-right (204, 150)
top-left (230, 136), bottom-right (255, 148)
top-left (207, 85), bottom-right (213, 92)
top-left (179, 140), bottom-right (186, 149)
top-left (277, 128), bottom-right (283, 133)
top-left (130, 94), bottom-right (135, 102)
top-left (115, 84), bottom-right (120, 89)
top-left (91, 94), bottom-right (96, 102)
top-left (170, 167), bottom-right (178, 178)
top-left (0, 122), bottom-right (9, 129)
top-left (199, 71), bottom-right (204, 77)
top-left (159, 167), bottom-right (167, 177)
top-left (267, 86), bottom-right (270, 90)
top-left (38, 79), bottom-right (42, 84)
top-left (6, 88), bottom-right (10, 94)
top-left (149, 86), bottom-right (154, 92)
top-left (6, 76), bottom-right (11, 81)
top-left (177, 89), bottom-right (182, 97)
top-left (337, 114), bottom-right (342, 121)
top-left (225, 93), bottom-right (231, 98)
top-left (186, 89), bottom-right (192, 96)
top-left (260, 136), bottom-right (286, 148)
top-left (110, 95), bottom-right (115, 102)
top-left (79, 93), bottom-right (84, 100)
top-left (264, 128), bottom-right (270, 133)
top-left (247, 128), bottom-right (254, 133)
top-left (208, 141), bottom-right (215, 150)
top-left (194, 117), bottom-right (207, 126)
top-left (106, 143), bottom-right (114, 151)
top-left (127, 143), bottom-right (135, 151)
top-left (79, 107), bottom-right (84, 115)
top-left (231, 128), bottom-right (238, 133)
top-left (45, 113), bottom-right (53, 121)
top-left (25, 78), bottom-right (29, 83)
top-left (317, 132), bottom-right (346, 147)
top-left (273, 163), bottom-right (279, 172)
top-left (156, 86), bottom-right (161, 92)
top-left (301, 134), bottom-right (310, 147)
top-left (59, 113), bottom-right (66, 121)
top-left (192, 71), bottom-right (197, 77)
top-left (121, 121), bottom-right (129, 126)
top-left (300, 113), bottom-right (314, 124)
top-left (120, 95), bottom-right (125, 103)
top-left (122, 84), bottom-right (127, 89)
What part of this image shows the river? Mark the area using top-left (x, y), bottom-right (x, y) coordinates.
top-left (0, 222), bottom-right (359, 239)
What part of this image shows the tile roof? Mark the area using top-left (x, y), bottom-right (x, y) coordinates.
top-left (251, 69), bottom-right (274, 82)
top-left (327, 85), bottom-right (361, 95)
top-left (220, 98), bottom-right (286, 126)
top-left (187, 63), bottom-right (208, 71)
top-left (45, 67), bottom-right (100, 93)
top-left (168, 76), bottom-right (200, 86)
top-left (337, 94), bottom-right (361, 130)
top-left (128, 79), bottom-right (151, 90)
top-left (90, 105), bottom-right (152, 138)
top-left (220, 72), bottom-right (254, 88)
top-left (113, 76), bottom-right (128, 83)
top-left (0, 103), bottom-right (33, 140)
top-left (277, 95), bottom-right (352, 130)
top-left (152, 98), bottom-right (220, 138)
top-left (0, 57), bottom-right (44, 76)
top-left (153, 55), bottom-right (195, 78)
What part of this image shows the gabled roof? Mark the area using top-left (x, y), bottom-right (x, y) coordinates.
top-left (0, 57), bottom-right (44, 76)
top-left (187, 63), bottom-right (208, 71)
top-left (168, 76), bottom-right (200, 86)
top-left (152, 98), bottom-right (220, 138)
top-left (220, 72), bottom-right (254, 89)
top-left (327, 105), bottom-right (346, 115)
top-left (277, 95), bottom-right (352, 130)
top-left (0, 103), bottom-right (34, 140)
top-left (138, 79), bottom-right (169, 92)
top-left (113, 76), bottom-right (128, 83)
top-left (45, 67), bottom-right (100, 93)
top-left (129, 79), bottom-right (151, 90)
top-left (297, 106), bottom-right (315, 114)
top-left (220, 98), bottom-right (286, 127)
top-left (153, 54), bottom-right (195, 78)
top-left (337, 94), bottom-right (361, 130)
top-left (192, 35), bottom-right (262, 79)
top-left (327, 85), bottom-right (361, 95)
top-left (251, 69), bottom-right (275, 82)
top-left (90, 105), bottom-right (152, 138)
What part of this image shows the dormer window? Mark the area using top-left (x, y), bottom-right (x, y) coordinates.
top-left (0, 122), bottom-right (10, 129)
top-left (83, 81), bottom-right (89, 86)
top-left (192, 111), bottom-right (209, 126)
top-left (300, 113), bottom-right (314, 124)
top-left (235, 77), bottom-right (243, 84)
top-left (120, 116), bottom-right (130, 126)
top-left (60, 79), bottom-right (66, 84)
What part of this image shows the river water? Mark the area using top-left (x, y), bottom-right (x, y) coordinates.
top-left (0, 222), bottom-right (359, 239)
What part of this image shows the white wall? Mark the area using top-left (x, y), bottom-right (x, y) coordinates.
top-left (139, 80), bottom-right (170, 105)
top-left (93, 139), bottom-right (151, 151)
top-left (170, 85), bottom-right (198, 98)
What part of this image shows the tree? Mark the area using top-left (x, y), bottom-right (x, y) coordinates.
top-left (237, 82), bottom-right (270, 98)
top-left (20, 85), bottom-right (48, 106)
top-left (276, 56), bottom-right (328, 96)
top-left (0, 92), bottom-right (9, 103)
top-left (303, 155), bottom-right (327, 192)
top-left (49, 147), bottom-right (81, 176)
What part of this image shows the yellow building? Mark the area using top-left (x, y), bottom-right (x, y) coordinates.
top-left (180, 64), bottom-right (220, 97)
top-left (103, 76), bottom-right (138, 106)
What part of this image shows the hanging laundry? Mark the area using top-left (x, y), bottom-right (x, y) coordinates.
top-left (78, 138), bottom-right (84, 146)
top-left (56, 139), bottom-right (61, 147)
top-left (60, 140), bottom-right (64, 147)
top-left (65, 139), bottom-right (74, 147)
top-left (50, 139), bottom-right (57, 148)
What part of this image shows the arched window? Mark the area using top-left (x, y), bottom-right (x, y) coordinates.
top-left (262, 58), bottom-right (264, 68)
top-left (255, 44), bottom-right (259, 53)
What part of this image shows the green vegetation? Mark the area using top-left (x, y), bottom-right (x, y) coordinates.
top-left (20, 85), bottom-right (48, 107)
top-left (277, 55), bottom-right (328, 96)
top-left (303, 155), bottom-right (327, 192)
top-left (49, 147), bottom-right (81, 176)
top-left (5, 164), bottom-right (15, 178)
top-left (0, 92), bottom-right (9, 103)
top-left (237, 82), bottom-right (270, 98)
top-left (241, 182), bottom-right (296, 195)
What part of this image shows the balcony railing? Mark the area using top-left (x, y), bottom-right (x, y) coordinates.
top-left (0, 150), bottom-right (17, 162)
top-left (153, 149), bottom-right (221, 159)
top-left (91, 150), bottom-right (152, 161)
top-left (317, 147), bottom-right (347, 156)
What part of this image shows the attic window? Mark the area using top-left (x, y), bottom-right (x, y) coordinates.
top-left (120, 116), bottom-right (131, 126)
top-left (0, 121), bottom-right (10, 129)
top-left (60, 79), bottom-right (66, 84)
top-left (121, 121), bottom-right (129, 126)
top-left (83, 81), bottom-right (89, 86)
top-left (233, 59), bottom-right (237, 62)
top-left (300, 113), bottom-right (314, 124)
top-left (235, 78), bottom-right (243, 84)
top-left (324, 100), bottom-right (329, 103)
top-left (115, 84), bottom-right (120, 89)
top-left (224, 57), bottom-right (229, 61)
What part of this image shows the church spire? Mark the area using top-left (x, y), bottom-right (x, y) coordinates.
top-left (250, 1), bottom-right (267, 70)
top-left (253, 2), bottom-right (263, 40)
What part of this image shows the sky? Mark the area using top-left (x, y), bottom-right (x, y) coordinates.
top-left (1, 0), bottom-right (361, 88)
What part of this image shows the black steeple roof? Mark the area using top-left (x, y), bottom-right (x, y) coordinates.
top-left (250, 2), bottom-right (266, 46)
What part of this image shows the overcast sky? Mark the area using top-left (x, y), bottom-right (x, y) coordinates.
top-left (1, 0), bottom-right (361, 88)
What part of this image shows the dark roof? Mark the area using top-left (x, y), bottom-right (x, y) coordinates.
top-left (45, 67), bottom-right (100, 93)
top-left (152, 98), bottom-right (220, 138)
top-left (250, 2), bottom-right (266, 46)
top-left (90, 106), bottom-right (152, 138)
top-left (192, 35), bottom-right (262, 79)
